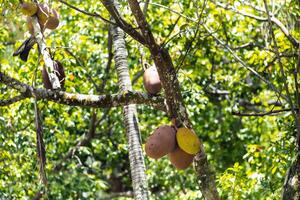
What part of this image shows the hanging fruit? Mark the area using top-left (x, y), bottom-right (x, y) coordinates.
top-left (143, 66), bottom-right (162, 95)
top-left (176, 127), bottom-right (201, 155)
top-left (145, 125), bottom-right (176, 159)
top-left (169, 147), bottom-right (194, 170)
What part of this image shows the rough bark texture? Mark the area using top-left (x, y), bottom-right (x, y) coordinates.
top-left (0, 72), bottom-right (165, 110)
top-left (281, 154), bottom-right (300, 200)
top-left (111, 2), bottom-right (149, 199)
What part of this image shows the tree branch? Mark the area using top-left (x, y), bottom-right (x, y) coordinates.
top-left (0, 72), bottom-right (166, 110)
top-left (232, 108), bottom-right (293, 117)
top-left (31, 14), bottom-right (61, 89)
top-left (0, 94), bottom-right (30, 106)
top-left (263, 0), bottom-right (300, 136)
top-left (100, 0), bottom-right (147, 45)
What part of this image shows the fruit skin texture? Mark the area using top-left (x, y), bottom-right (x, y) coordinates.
top-left (145, 125), bottom-right (176, 159)
top-left (45, 8), bottom-right (59, 30)
top-left (169, 147), bottom-right (194, 170)
top-left (176, 127), bottom-right (201, 155)
top-left (42, 60), bottom-right (65, 90)
top-left (143, 66), bottom-right (162, 95)
top-left (21, 2), bottom-right (38, 16)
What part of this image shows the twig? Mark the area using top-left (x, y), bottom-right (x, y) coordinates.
top-left (99, 28), bottom-right (113, 93)
top-left (212, 1), bottom-right (300, 47)
top-left (203, 24), bottom-right (288, 102)
top-left (263, 0), bottom-right (299, 127)
top-left (175, 0), bottom-right (207, 71)
top-left (232, 108), bottom-right (294, 117)
top-left (64, 48), bottom-right (101, 92)
top-left (58, 0), bottom-right (116, 25)
top-left (0, 94), bottom-right (30, 106)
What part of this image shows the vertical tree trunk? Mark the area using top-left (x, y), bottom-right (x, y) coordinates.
top-left (281, 154), bottom-right (300, 199)
top-left (111, 1), bottom-right (149, 199)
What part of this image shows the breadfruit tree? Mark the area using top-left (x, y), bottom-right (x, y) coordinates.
top-left (0, 0), bottom-right (299, 199)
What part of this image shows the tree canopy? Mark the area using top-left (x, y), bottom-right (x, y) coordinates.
top-left (0, 0), bottom-right (300, 199)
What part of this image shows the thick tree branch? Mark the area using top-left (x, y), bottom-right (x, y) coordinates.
top-left (31, 14), bottom-right (61, 89)
top-left (0, 72), bottom-right (165, 110)
top-left (99, 0), bottom-right (147, 46)
top-left (127, 0), bottom-right (191, 126)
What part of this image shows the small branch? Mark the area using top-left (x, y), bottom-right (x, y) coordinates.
top-left (132, 70), bottom-right (143, 85)
top-left (53, 109), bottom-right (106, 171)
top-left (99, 28), bottom-right (113, 92)
top-left (58, 0), bottom-right (115, 25)
top-left (61, 0), bottom-right (147, 45)
top-left (0, 94), bottom-right (30, 106)
top-left (263, 0), bottom-right (300, 134)
top-left (127, 0), bottom-right (158, 47)
top-left (203, 24), bottom-right (288, 102)
top-left (33, 90), bottom-right (47, 185)
top-left (64, 49), bottom-right (101, 92)
top-left (212, 1), bottom-right (300, 48)
top-left (232, 42), bottom-right (264, 50)
top-left (232, 108), bottom-right (293, 117)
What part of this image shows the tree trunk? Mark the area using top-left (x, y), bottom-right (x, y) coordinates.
top-left (111, 2), bottom-right (149, 199)
top-left (281, 153), bottom-right (300, 200)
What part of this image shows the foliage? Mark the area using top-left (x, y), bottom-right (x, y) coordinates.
top-left (0, 0), bottom-right (299, 199)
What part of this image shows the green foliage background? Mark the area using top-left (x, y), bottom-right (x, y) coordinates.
top-left (0, 0), bottom-right (299, 199)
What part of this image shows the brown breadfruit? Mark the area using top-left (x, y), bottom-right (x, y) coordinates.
top-left (37, 3), bottom-right (50, 26)
top-left (145, 125), bottom-right (176, 159)
top-left (169, 147), bottom-right (194, 170)
top-left (45, 8), bottom-right (59, 30)
top-left (42, 60), bottom-right (65, 89)
top-left (143, 66), bottom-right (162, 95)
top-left (21, 2), bottom-right (38, 16)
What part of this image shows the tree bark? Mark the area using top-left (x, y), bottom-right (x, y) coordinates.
top-left (111, 1), bottom-right (149, 199)
top-left (281, 154), bottom-right (300, 200)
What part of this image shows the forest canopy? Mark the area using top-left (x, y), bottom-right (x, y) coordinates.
top-left (0, 0), bottom-right (300, 199)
